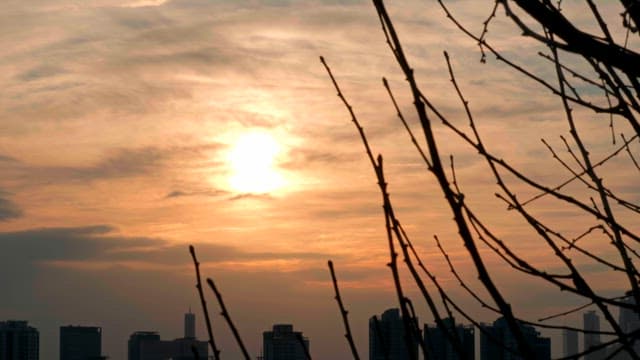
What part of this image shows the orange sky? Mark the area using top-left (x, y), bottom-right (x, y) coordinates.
top-left (1, 1), bottom-right (638, 358)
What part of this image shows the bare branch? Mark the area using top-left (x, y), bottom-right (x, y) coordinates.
top-left (206, 278), bottom-right (251, 360)
top-left (327, 260), bottom-right (361, 360)
top-left (189, 246), bottom-right (221, 360)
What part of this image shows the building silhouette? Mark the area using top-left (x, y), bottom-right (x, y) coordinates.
top-left (584, 310), bottom-right (603, 360)
top-left (562, 328), bottom-right (578, 358)
top-left (618, 294), bottom-right (640, 359)
top-left (479, 317), bottom-right (550, 360)
top-left (128, 311), bottom-right (207, 360)
top-left (60, 325), bottom-right (102, 360)
top-left (262, 324), bottom-right (309, 360)
top-left (128, 332), bottom-right (160, 360)
top-left (184, 310), bottom-right (195, 340)
top-left (369, 308), bottom-right (418, 360)
top-left (0, 321), bottom-right (39, 360)
top-left (423, 317), bottom-right (474, 360)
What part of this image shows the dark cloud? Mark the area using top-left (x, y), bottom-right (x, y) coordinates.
top-left (0, 224), bottom-right (340, 266)
top-left (0, 154), bottom-right (19, 163)
top-left (3, 143), bottom-right (224, 185)
top-left (29, 81), bottom-right (85, 95)
top-left (123, 242), bottom-right (344, 266)
top-left (75, 147), bottom-right (166, 179)
top-left (0, 225), bottom-right (157, 263)
top-left (0, 196), bottom-right (23, 221)
top-left (16, 65), bottom-right (67, 82)
top-left (0, 150), bottom-right (128, 185)
top-left (165, 190), bottom-right (188, 198)
top-left (228, 193), bottom-right (274, 201)
top-left (281, 147), bottom-right (358, 169)
top-left (7, 147), bottom-right (168, 185)
top-left (164, 188), bottom-right (227, 199)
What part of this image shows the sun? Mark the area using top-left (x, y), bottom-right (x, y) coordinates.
top-left (227, 131), bottom-right (285, 194)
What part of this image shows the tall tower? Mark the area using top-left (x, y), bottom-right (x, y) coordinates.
top-left (369, 308), bottom-right (418, 360)
top-left (184, 309), bottom-right (196, 339)
top-left (0, 321), bottom-right (39, 360)
top-left (584, 310), bottom-right (602, 360)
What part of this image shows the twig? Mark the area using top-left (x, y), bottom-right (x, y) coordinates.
top-left (206, 278), bottom-right (251, 360)
top-left (327, 260), bottom-right (361, 360)
top-left (189, 245), bottom-right (221, 360)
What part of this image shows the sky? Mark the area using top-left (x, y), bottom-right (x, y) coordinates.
top-left (1, 0), bottom-right (639, 359)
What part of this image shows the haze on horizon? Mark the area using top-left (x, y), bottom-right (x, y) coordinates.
top-left (1, 0), bottom-right (637, 359)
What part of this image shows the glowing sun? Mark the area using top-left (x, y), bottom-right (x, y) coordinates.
top-left (227, 131), bottom-right (285, 194)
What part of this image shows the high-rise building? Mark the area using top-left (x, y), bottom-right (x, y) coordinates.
top-left (369, 308), bottom-right (418, 360)
top-left (479, 317), bottom-right (550, 360)
top-left (584, 310), bottom-right (603, 360)
top-left (619, 293), bottom-right (640, 359)
top-left (128, 312), bottom-right (207, 360)
top-left (0, 321), bottom-right (39, 360)
top-left (60, 325), bottom-right (102, 360)
top-left (562, 328), bottom-right (578, 358)
top-left (128, 332), bottom-right (160, 360)
top-left (184, 310), bottom-right (195, 339)
top-left (262, 324), bottom-right (309, 360)
top-left (424, 317), bottom-right (474, 360)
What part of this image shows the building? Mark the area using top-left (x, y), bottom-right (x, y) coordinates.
top-left (562, 328), bottom-right (578, 358)
top-left (584, 310), bottom-right (603, 360)
top-left (60, 325), bottom-right (102, 360)
top-left (479, 317), bottom-right (550, 360)
top-left (618, 294), bottom-right (640, 359)
top-left (0, 321), bottom-right (39, 360)
top-left (262, 324), bottom-right (309, 360)
top-left (424, 317), bottom-right (474, 360)
top-left (128, 332), bottom-right (160, 360)
top-left (184, 310), bottom-right (195, 340)
top-left (135, 337), bottom-right (207, 360)
top-left (128, 312), bottom-right (207, 360)
top-left (369, 308), bottom-right (418, 360)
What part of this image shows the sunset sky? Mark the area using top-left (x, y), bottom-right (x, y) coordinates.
top-left (1, 1), bottom-right (638, 359)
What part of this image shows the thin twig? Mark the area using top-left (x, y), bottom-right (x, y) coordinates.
top-left (189, 245), bottom-right (221, 360)
top-left (327, 260), bottom-right (361, 360)
top-left (206, 278), bottom-right (251, 360)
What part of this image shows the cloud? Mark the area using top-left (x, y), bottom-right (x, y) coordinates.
top-left (0, 154), bottom-right (19, 163)
top-left (2, 143), bottom-right (224, 187)
top-left (164, 188), bottom-right (227, 199)
top-left (15, 64), bottom-right (67, 82)
top-left (8, 147), bottom-right (168, 185)
top-left (0, 225), bottom-right (154, 262)
top-left (0, 196), bottom-right (23, 221)
top-left (0, 224), bottom-right (341, 268)
top-left (228, 193), bottom-right (274, 201)
top-left (73, 147), bottom-right (166, 179)
top-left (281, 146), bottom-right (359, 170)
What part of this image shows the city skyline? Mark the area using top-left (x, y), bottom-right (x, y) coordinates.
top-left (4, 305), bottom-right (638, 359)
top-left (1, 1), bottom-right (638, 359)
